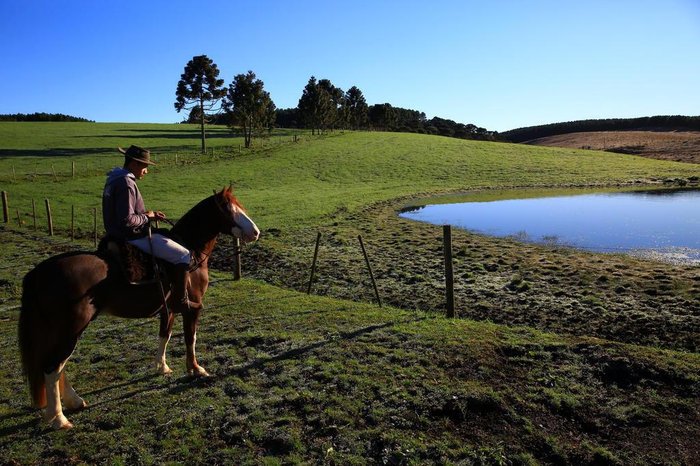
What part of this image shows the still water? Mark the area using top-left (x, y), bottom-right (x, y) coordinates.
top-left (400, 188), bottom-right (700, 264)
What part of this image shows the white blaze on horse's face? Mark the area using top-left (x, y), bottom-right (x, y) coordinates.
top-left (229, 202), bottom-right (260, 243)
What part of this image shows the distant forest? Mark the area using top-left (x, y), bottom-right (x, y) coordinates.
top-left (275, 105), bottom-right (499, 141)
top-left (501, 115), bottom-right (700, 142)
top-left (201, 105), bottom-right (499, 141)
top-left (0, 113), bottom-right (94, 122)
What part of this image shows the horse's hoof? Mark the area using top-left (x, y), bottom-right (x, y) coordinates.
top-left (188, 366), bottom-right (210, 377)
top-left (64, 397), bottom-right (88, 411)
top-left (157, 362), bottom-right (173, 375)
top-left (47, 414), bottom-right (74, 430)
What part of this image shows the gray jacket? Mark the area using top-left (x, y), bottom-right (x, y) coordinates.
top-left (102, 168), bottom-right (149, 240)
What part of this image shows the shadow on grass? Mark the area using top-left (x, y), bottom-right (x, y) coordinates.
top-left (0, 316), bottom-right (425, 437)
top-left (75, 131), bottom-right (234, 140)
top-left (0, 148), bottom-right (114, 158)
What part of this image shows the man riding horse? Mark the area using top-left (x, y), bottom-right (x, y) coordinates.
top-left (102, 145), bottom-right (200, 313)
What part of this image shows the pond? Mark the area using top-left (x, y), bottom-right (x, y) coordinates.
top-left (399, 188), bottom-right (700, 264)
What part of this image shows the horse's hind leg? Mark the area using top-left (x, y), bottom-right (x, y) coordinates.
top-left (44, 361), bottom-right (73, 429)
top-left (156, 311), bottom-right (175, 375)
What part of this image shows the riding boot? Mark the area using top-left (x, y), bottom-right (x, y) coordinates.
top-left (169, 264), bottom-right (202, 314)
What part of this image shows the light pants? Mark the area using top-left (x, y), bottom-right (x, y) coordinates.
top-left (128, 233), bottom-right (191, 265)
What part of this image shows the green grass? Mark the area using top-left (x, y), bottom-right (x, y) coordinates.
top-left (1, 122), bottom-right (697, 232)
top-left (0, 232), bottom-right (697, 463)
top-left (1, 122), bottom-right (699, 463)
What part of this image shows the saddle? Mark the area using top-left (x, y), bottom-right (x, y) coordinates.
top-left (97, 236), bottom-right (167, 285)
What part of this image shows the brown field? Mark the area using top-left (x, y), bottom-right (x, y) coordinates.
top-left (525, 130), bottom-right (700, 164)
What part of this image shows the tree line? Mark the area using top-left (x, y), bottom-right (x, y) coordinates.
top-left (174, 55), bottom-right (499, 153)
top-left (276, 101), bottom-right (498, 141)
top-left (501, 115), bottom-right (700, 143)
top-left (0, 113), bottom-right (93, 122)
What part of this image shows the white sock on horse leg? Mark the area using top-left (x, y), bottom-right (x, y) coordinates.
top-left (60, 371), bottom-right (86, 410)
top-left (44, 363), bottom-right (73, 429)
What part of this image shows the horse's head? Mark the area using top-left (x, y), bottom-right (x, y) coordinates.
top-left (213, 187), bottom-right (260, 243)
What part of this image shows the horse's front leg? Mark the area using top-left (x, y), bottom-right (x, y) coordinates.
top-left (60, 371), bottom-right (87, 411)
top-left (183, 309), bottom-right (209, 377)
top-left (156, 311), bottom-right (175, 375)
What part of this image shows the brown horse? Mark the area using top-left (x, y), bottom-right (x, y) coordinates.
top-left (18, 187), bottom-right (259, 429)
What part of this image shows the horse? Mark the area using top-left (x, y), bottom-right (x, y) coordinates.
top-left (18, 187), bottom-right (260, 429)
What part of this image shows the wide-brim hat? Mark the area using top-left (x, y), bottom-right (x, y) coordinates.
top-left (118, 145), bottom-right (156, 165)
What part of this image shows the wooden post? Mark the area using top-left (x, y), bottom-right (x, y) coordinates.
top-left (16, 209), bottom-right (21, 227)
top-left (358, 235), bottom-right (382, 307)
top-left (51, 164), bottom-right (57, 181)
top-left (1, 191), bottom-right (8, 223)
top-left (443, 225), bottom-right (455, 318)
top-left (45, 199), bottom-right (53, 236)
top-left (93, 207), bottom-right (98, 248)
top-left (307, 232), bottom-right (322, 294)
top-left (72, 161), bottom-right (75, 178)
top-left (32, 199), bottom-right (37, 230)
top-left (71, 205), bottom-right (75, 240)
top-left (12, 166), bottom-right (16, 182)
top-left (233, 237), bottom-right (242, 281)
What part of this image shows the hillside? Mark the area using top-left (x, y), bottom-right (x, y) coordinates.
top-left (525, 130), bottom-right (700, 164)
top-left (1, 124), bottom-right (699, 463)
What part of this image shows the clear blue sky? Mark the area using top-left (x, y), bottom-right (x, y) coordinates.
top-left (1, 0), bottom-right (699, 132)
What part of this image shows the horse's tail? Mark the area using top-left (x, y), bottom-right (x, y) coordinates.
top-left (18, 266), bottom-right (46, 408)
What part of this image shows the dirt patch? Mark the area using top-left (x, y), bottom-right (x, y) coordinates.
top-left (525, 130), bottom-right (700, 164)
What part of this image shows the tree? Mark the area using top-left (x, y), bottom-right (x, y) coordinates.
top-left (317, 79), bottom-right (344, 130)
top-left (275, 108), bottom-right (299, 128)
top-left (174, 55), bottom-right (226, 154)
top-left (297, 76), bottom-right (342, 134)
top-left (223, 71), bottom-right (276, 148)
top-left (368, 103), bottom-right (397, 130)
top-left (343, 86), bottom-right (369, 130)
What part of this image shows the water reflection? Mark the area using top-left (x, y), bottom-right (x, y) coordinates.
top-left (399, 188), bottom-right (700, 264)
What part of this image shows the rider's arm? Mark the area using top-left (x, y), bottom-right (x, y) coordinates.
top-left (113, 179), bottom-right (149, 236)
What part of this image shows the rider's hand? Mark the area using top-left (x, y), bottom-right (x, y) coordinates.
top-left (146, 210), bottom-right (166, 220)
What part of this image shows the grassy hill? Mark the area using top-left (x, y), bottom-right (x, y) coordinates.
top-left (1, 122), bottom-right (699, 464)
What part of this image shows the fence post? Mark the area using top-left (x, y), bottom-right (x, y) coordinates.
top-left (71, 205), bottom-right (75, 240)
top-left (233, 237), bottom-right (242, 281)
top-left (93, 207), bottom-right (98, 248)
top-left (307, 232), bottom-right (322, 294)
top-left (32, 199), bottom-right (37, 230)
top-left (358, 235), bottom-right (382, 307)
top-left (443, 225), bottom-right (455, 318)
top-left (45, 199), bottom-right (53, 236)
top-left (72, 161), bottom-right (75, 178)
top-left (1, 191), bottom-right (8, 223)
top-left (16, 209), bottom-right (21, 227)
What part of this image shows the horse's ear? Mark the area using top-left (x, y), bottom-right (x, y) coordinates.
top-left (228, 182), bottom-right (233, 192)
top-left (213, 189), bottom-right (218, 196)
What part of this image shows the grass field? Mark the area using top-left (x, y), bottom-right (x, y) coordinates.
top-left (1, 122), bottom-right (699, 464)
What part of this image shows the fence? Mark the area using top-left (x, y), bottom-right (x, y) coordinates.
top-left (5, 185), bottom-right (461, 316)
top-left (0, 190), bottom-right (244, 281)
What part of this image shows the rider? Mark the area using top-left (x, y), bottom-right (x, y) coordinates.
top-left (102, 145), bottom-right (201, 313)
